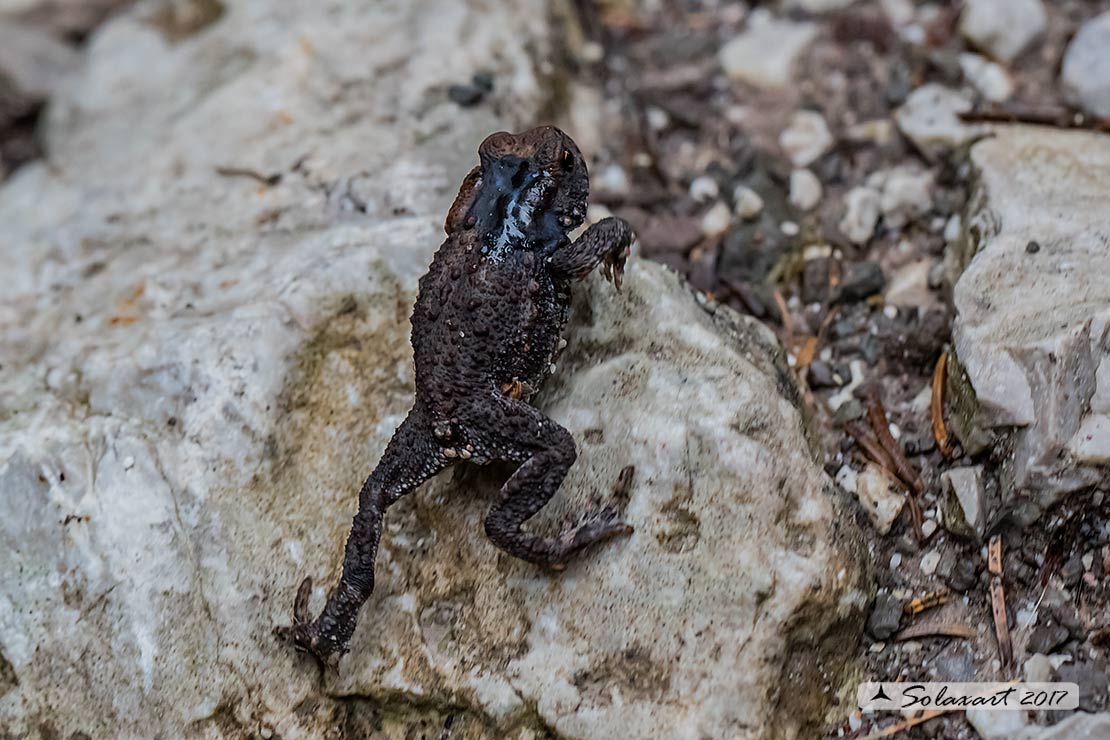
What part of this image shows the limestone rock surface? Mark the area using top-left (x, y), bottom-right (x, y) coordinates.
top-left (0, 1), bottom-right (868, 738)
top-left (948, 126), bottom-right (1110, 514)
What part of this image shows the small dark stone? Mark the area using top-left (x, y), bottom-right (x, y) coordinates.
top-left (945, 555), bottom-right (978, 592)
top-left (861, 334), bottom-right (881, 366)
top-left (1027, 621), bottom-right (1070, 655)
top-left (472, 72), bottom-right (495, 92)
top-left (448, 84), bottom-right (486, 107)
top-left (834, 399), bottom-right (865, 426)
top-left (801, 257), bottom-right (832, 304)
top-left (1007, 558), bottom-right (1035, 586)
top-left (1060, 553), bottom-right (1085, 586)
top-left (1026, 240), bottom-right (1041, 254)
top-left (835, 261), bottom-right (885, 303)
top-left (931, 644), bottom-right (977, 681)
top-left (829, 311), bottom-right (868, 340)
top-left (1051, 606), bottom-right (1084, 640)
top-left (1058, 662), bottom-right (1110, 710)
top-left (866, 592), bottom-right (903, 641)
top-left (903, 434), bottom-right (936, 456)
top-left (807, 360), bottom-right (840, 389)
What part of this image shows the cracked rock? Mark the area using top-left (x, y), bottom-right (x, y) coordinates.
top-left (947, 126), bottom-right (1110, 516)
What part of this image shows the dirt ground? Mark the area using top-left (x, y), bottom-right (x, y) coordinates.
top-left (553, 1), bottom-right (1110, 737)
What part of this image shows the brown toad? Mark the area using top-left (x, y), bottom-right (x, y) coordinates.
top-left (277, 126), bottom-right (635, 661)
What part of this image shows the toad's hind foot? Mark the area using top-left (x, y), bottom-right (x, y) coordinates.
top-left (549, 505), bottom-right (634, 572)
top-left (273, 577), bottom-right (347, 665)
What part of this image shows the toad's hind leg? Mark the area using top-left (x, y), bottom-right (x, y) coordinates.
top-left (473, 396), bottom-right (633, 569)
top-left (276, 409), bottom-right (449, 661)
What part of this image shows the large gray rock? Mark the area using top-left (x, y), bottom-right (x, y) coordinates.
top-left (959, 0), bottom-right (1046, 63)
top-left (719, 9), bottom-right (817, 90)
top-left (1013, 712), bottom-right (1110, 740)
top-left (1061, 11), bottom-right (1110, 117)
top-left (0, 0), bottom-right (868, 738)
top-left (948, 126), bottom-right (1110, 515)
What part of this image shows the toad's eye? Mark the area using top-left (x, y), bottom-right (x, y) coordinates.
top-left (561, 149), bottom-right (573, 167)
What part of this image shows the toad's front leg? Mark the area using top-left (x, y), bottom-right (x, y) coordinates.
top-left (548, 216), bottom-right (634, 289)
top-left (275, 410), bottom-right (450, 663)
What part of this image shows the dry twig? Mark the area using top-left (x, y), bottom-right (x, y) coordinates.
top-left (904, 588), bottom-right (952, 616)
top-left (844, 421), bottom-right (898, 473)
top-left (865, 394), bottom-right (925, 540)
top-left (959, 106), bottom-right (1110, 133)
top-left (857, 709), bottom-right (949, 740)
top-left (215, 165), bottom-right (282, 186)
top-left (867, 397), bottom-right (924, 494)
top-left (894, 622), bottom-right (976, 641)
top-left (988, 535), bottom-right (1013, 670)
top-left (931, 352), bottom-right (953, 457)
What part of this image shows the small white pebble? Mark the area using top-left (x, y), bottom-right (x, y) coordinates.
top-left (789, 168), bottom-right (823, 211)
top-left (725, 104), bottom-right (751, 125)
top-left (689, 175), bottom-right (720, 202)
top-left (890, 552), bottom-right (902, 569)
top-left (944, 214), bottom-right (962, 242)
top-left (780, 221), bottom-right (800, 236)
top-left (1016, 607), bottom-right (1038, 629)
top-left (733, 185), bottom-right (764, 219)
top-left (920, 550), bottom-right (941, 575)
top-left (921, 519), bottom-right (938, 538)
top-left (883, 305), bottom-right (898, 320)
top-left (1083, 552), bottom-right (1094, 570)
top-left (700, 201), bottom-right (733, 237)
top-left (803, 244), bottom-right (833, 260)
top-left (122, 456), bottom-right (135, 471)
top-left (580, 41), bottom-right (604, 63)
top-left (646, 106), bottom-right (670, 131)
top-left (595, 165), bottom-right (629, 195)
top-left (888, 422), bottom-right (901, 440)
top-left (869, 641), bottom-right (886, 653)
top-left (835, 465), bottom-right (859, 494)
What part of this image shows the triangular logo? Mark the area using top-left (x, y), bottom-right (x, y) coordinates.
top-left (871, 685), bottom-right (891, 702)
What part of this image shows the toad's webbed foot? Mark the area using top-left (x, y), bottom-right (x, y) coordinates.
top-left (273, 577), bottom-right (347, 664)
top-left (548, 464), bottom-right (636, 570)
top-left (548, 504), bottom-right (634, 572)
top-left (474, 395), bottom-right (634, 568)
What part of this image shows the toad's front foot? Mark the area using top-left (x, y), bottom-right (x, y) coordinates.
top-left (274, 577), bottom-right (348, 664)
top-left (600, 244), bottom-right (630, 291)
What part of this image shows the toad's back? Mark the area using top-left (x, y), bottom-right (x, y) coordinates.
top-left (411, 233), bottom-right (571, 413)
